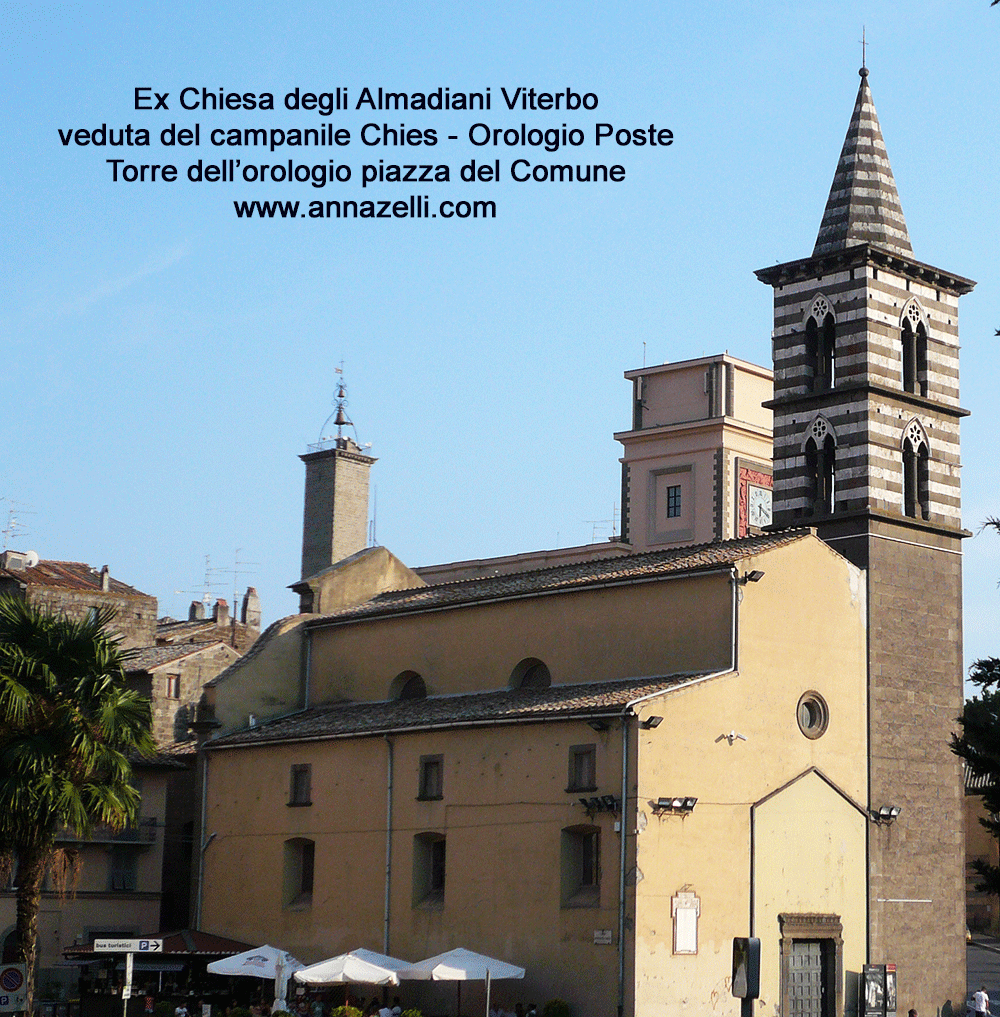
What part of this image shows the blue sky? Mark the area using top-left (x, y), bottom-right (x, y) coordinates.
top-left (3, 1), bottom-right (998, 674)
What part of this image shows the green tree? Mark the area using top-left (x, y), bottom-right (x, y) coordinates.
top-left (952, 518), bottom-right (1000, 899)
top-left (0, 596), bottom-right (155, 1011)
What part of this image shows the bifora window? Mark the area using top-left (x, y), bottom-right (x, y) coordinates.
top-left (418, 755), bottom-right (443, 800)
top-left (666, 485), bottom-right (682, 518)
top-left (289, 764), bottom-right (312, 806)
top-left (567, 744), bottom-right (597, 792)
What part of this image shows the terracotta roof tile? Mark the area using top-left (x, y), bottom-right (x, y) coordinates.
top-left (208, 672), bottom-right (719, 749)
top-left (0, 560), bottom-right (153, 598)
top-left (308, 530), bottom-right (810, 627)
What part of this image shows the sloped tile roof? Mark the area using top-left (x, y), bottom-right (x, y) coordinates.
top-left (125, 644), bottom-right (223, 672)
top-left (208, 673), bottom-right (718, 749)
top-left (0, 560), bottom-right (153, 598)
top-left (308, 530), bottom-right (810, 627)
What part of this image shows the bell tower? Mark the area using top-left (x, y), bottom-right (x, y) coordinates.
top-left (756, 66), bottom-right (975, 1012)
top-left (299, 377), bottom-right (376, 586)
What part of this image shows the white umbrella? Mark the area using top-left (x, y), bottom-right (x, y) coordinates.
top-left (207, 944), bottom-right (305, 1012)
top-left (398, 948), bottom-right (525, 1017)
top-left (294, 949), bottom-right (410, 987)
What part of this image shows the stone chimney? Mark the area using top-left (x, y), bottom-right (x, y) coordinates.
top-left (212, 598), bottom-right (229, 625)
top-left (241, 587), bottom-right (262, 630)
top-left (99, 565), bottom-right (110, 592)
top-left (189, 600), bottom-right (205, 621)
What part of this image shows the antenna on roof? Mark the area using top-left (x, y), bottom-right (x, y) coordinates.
top-left (1, 499), bottom-right (37, 551)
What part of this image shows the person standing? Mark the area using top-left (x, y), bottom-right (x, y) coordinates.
top-left (974, 985), bottom-right (990, 1016)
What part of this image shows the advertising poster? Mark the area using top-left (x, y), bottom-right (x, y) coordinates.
top-left (4, 4), bottom-right (995, 639)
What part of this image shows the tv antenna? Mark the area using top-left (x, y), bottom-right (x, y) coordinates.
top-left (1, 500), bottom-right (37, 551)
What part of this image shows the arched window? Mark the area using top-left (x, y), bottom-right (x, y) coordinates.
top-left (509, 657), bottom-right (551, 690)
top-left (803, 418), bottom-right (836, 516)
top-left (389, 670), bottom-right (427, 701)
top-left (806, 296), bottom-right (836, 391)
top-left (902, 419), bottom-right (930, 520)
top-left (901, 302), bottom-right (928, 397)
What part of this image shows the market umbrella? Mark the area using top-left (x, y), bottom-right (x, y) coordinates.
top-left (294, 949), bottom-right (411, 987)
top-left (207, 944), bottom-right (305, 1012)
top-left (398, 948), bottom-right (525, 1017)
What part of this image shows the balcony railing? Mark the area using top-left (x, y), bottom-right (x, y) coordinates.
top-left (55, 816), bottom-right (157, 845)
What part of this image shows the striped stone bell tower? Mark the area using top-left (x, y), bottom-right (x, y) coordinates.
top-left (756, 66), bottom-right (975, 1013)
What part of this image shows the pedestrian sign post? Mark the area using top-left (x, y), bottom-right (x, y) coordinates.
top-left (93, 940), bottom-right (164, 1017)
top-left (94, 940), bottom-right (163, 954)
top-left (0, 964), bottom-right (27, 1013)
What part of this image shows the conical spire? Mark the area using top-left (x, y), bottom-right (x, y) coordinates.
top-left (812, 67), bottom-right (912, 258)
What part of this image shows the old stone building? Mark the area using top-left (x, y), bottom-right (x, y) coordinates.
top-left (0, 552), bottom-right (158, 648)
top-left (0, 557), bottom-right (261, 995)
top-left (190, 64), bottom-right (974, 1017)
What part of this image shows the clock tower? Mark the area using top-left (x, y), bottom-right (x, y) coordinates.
top-left (756, 65), bottom-right (974, 1012)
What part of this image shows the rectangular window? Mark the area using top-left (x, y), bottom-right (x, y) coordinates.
top-left (418, 755), bottom-right (443, 800)
top-left (289, 764), bottom-right (312, 806)
top-left (109, 847), bottom-right (138, 892)
top-left (283, 838), bottom-right (315, 908)
top-left (413, 833), bottom-right (446, 908)
top-left (561, 826), bottom-right (600, 907)
top-left (666, 485), bottom-right (682, 518)
top-left (165, 674), bottom-right (180, 700)
top-left (567, 744), bottom-right (597, 792)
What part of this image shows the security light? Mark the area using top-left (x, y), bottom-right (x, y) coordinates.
top-left (873, 805), bottom-right (902, 823)
top-left (639, 716), bottom-right (663, 729)
top-left (737, 570), bottom-right (766, 585)
top-left (587, 719), bottom-right (609, 731)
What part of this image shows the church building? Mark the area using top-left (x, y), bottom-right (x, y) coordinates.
top-left (194, 64), bottom-right (973, 1017)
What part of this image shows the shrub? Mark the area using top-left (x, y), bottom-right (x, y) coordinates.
top-left (154, 1003), bottom-right (174, 1017)
top-left (401, 1010), bottom-right (422, 1017)
top-left (542, 1001), bottom-right (570, 1017)
top-left (330, 1007), bottom-right (363, 1017)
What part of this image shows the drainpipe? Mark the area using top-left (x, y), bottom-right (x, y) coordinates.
top-left (194, 746), bottom-right (214, 929)
top-left (616, 569), bottom-right (741, 1017)
top-left (383, 736), bottom-right (394, 955)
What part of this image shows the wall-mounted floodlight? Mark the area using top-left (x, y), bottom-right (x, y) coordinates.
top-left (587, 719), bottom-right (609, 732)
top-left (737, 570), bottom-right (766, 585)
top-left (639, 716), bottom-right (664, 729)
top-left (872, 805), bottom-right (901, 823)
top-left (579, 795), bottom-right (620, 814)
top-left (653, 796), bottom-right (697, 814)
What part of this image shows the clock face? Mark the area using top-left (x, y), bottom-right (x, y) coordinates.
top-left (748, 485), bottom-right (772, 528)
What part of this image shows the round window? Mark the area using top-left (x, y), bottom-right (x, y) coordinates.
top-left (796, 691), bottom-right (829, 739)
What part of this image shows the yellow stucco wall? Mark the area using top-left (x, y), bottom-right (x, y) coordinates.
top-left (201, 720), bottom-right (626, 1017)
top-left (753, 772), bottom-right (867, 1013)
top-left (630, 537), bottom-right (867, 1016)
top-left (306, 573), bottom-right (733, 704)
top-left (201, 534), bottom-right (869, 1017)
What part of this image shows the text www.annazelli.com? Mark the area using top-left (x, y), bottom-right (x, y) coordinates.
top-left (233, 196), bottom-right (497, 219)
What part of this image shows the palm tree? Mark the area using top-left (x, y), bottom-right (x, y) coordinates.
top-left (0, 596), bottom-right (155, 1012)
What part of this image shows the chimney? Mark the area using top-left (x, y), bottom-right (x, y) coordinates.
top-left (212, 599), bottom-right (230, 625)
top-left (189, 600), bottom-right (205, 621)
top-left (100, 565), bottom-right (110, 592)
top-left (0, 551), bottom-right (27, 571)
top-left (241, 587), bottom-right (262, 630)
